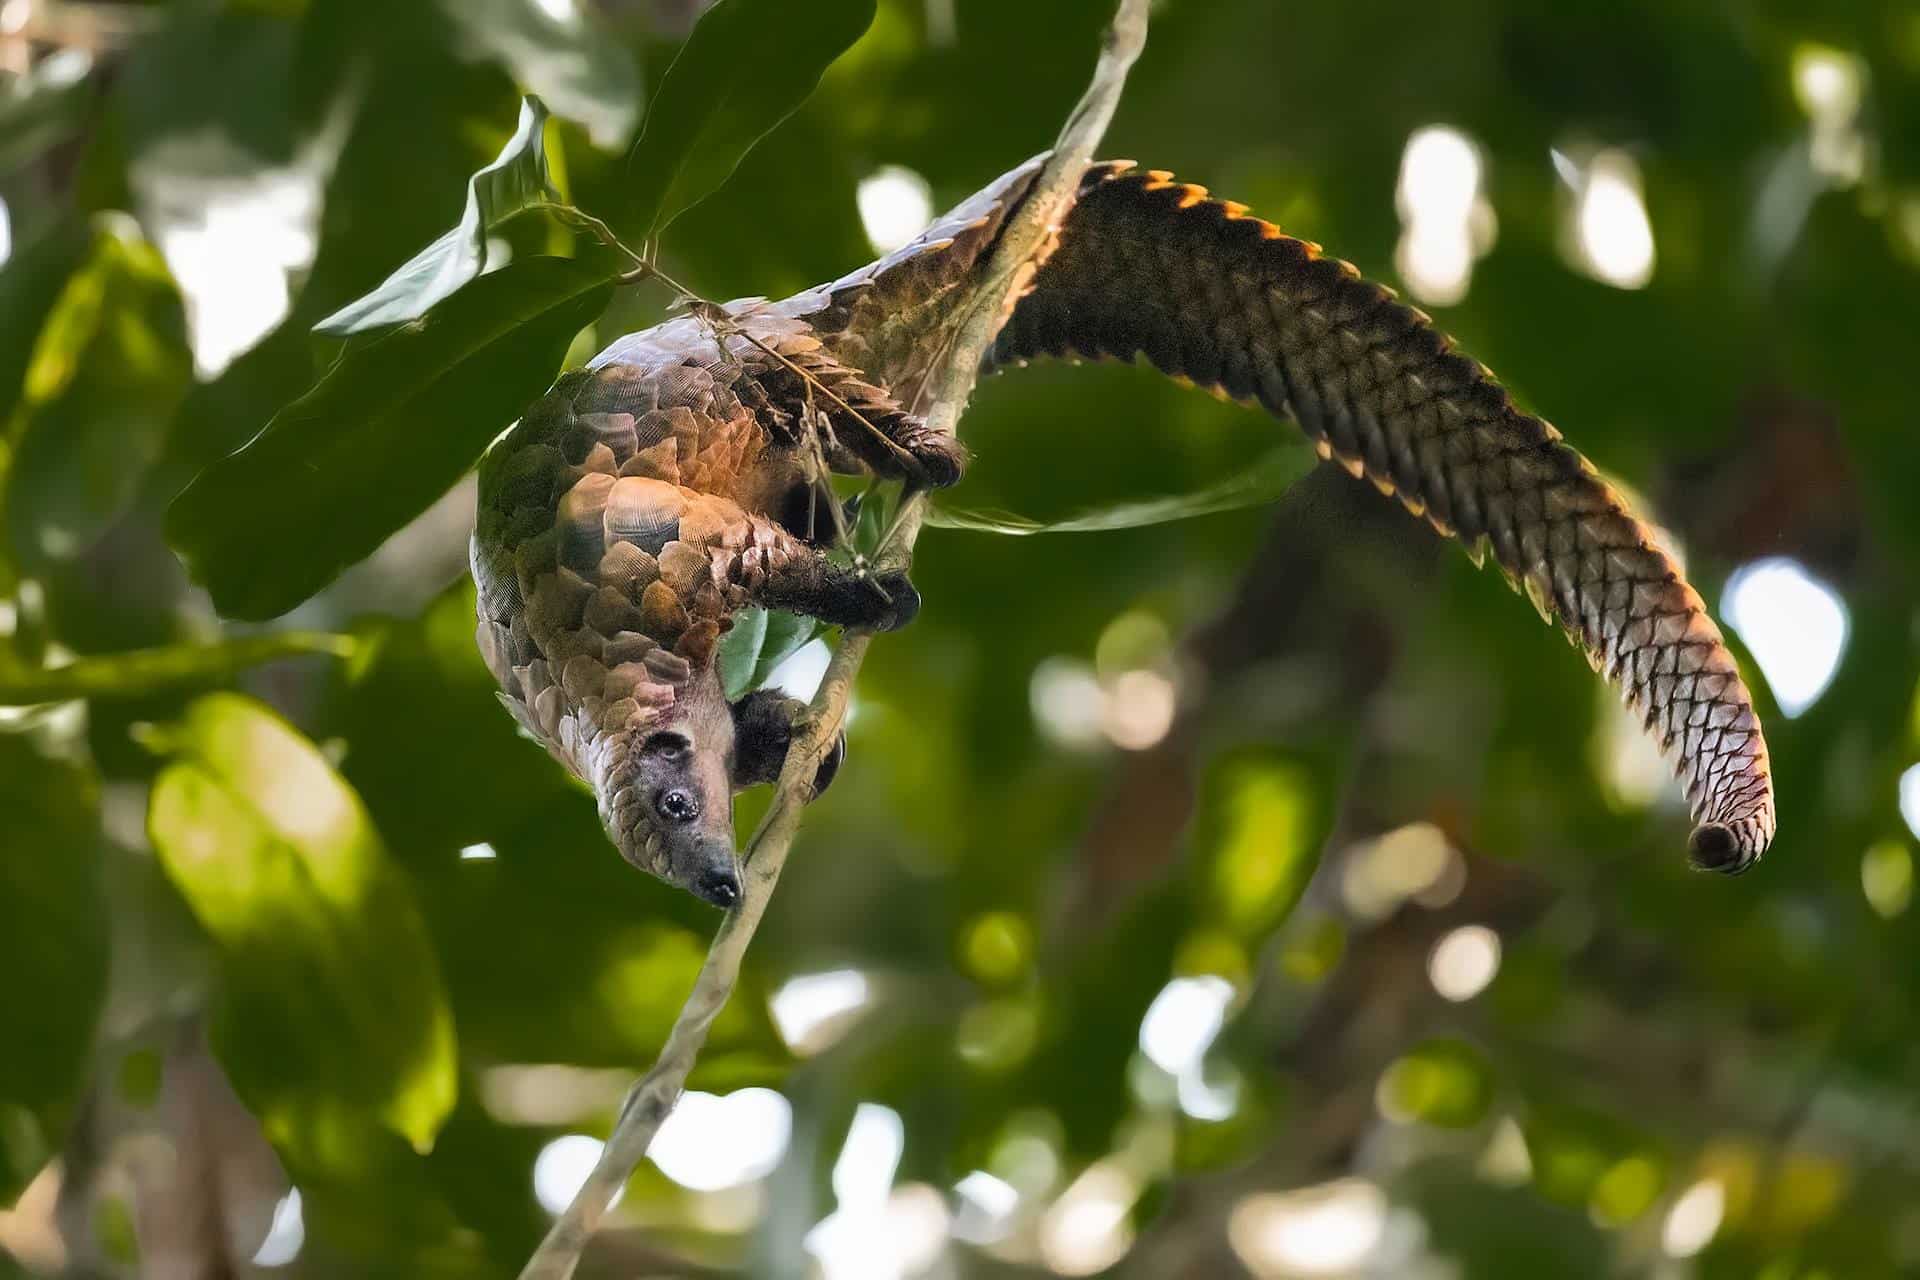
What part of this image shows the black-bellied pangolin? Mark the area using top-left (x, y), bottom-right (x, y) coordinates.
top-left (472, 154), bottom-right (1775, 907)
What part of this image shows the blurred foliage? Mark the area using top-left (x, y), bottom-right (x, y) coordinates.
top-left (2, 0), bottom-right (1919, 1278)
top-left (145, 693), bottom-right (456, 1155)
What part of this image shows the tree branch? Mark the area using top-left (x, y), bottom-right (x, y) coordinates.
top-left (516, 5), bottom-right (1149, 1275)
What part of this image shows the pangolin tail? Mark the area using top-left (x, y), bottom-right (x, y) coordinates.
top-left (989, 164), bottom-right (1774, 870)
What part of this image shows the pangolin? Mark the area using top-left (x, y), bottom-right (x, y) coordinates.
top-left (472, 154), bottom-right (1776, 907)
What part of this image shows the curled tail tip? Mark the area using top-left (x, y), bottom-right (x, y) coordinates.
top-left (1687, 816), bottom-right (1771, 875)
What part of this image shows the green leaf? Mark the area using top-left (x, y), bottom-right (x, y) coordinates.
top-left (314, 96), bottom-right (560, 337)
top-left (3, 215), bottom-right (192, 569)
top-left (718, 607), bottom-right (822, 700)
top-left (438, 0), bottom-right (641, 151)
top-left (926, 445), bottom-right (1314, 536)
top-left (623, 0), bottom-right (876, 237)
top-left (0, 631), bottom-right (357, 706)
top-left (0, 733), bottom-right (107, 1206)
top-left (1378, 1038), bottom-right (1495, 1128)
top-left (168, 254), bottom-right (613, 620)
top-left (1193, 748), bottom-right (1321, 937)
top-left (0, 220), bottom-right (91, 435)
top-left (146, 693), bottom-right (457, 1155)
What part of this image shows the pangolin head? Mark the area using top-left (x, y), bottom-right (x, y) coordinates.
top-left (594, 670), bottom-right (846, 910)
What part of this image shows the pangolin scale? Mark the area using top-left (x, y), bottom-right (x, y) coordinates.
top-left (472, 154), bottom-right (1775, 906)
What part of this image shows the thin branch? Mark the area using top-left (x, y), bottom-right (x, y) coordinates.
top-left (0, 632), bottom-right (358, 706)
top-left (516, 5), bottom-right (1149, 1276)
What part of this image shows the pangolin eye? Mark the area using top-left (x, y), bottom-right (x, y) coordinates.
top-left (656, 789), bottom-right (700, 823)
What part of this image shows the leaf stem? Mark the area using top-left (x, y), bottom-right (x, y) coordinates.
top-left (515, 4), bottom-right (1149, 1276)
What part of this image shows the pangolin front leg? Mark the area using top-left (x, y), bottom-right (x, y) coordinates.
top-left (621, 481), bottom-right (922, 634)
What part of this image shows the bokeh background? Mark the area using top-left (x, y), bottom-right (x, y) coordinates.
top-left (4, 0), bottom-right (1919, 1276)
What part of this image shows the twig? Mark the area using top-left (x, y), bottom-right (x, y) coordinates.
top-left (515, 4), bottom-right (1149, 1276)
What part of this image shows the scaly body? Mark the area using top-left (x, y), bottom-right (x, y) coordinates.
top-left (473, 154), bottom-right (1775, 905)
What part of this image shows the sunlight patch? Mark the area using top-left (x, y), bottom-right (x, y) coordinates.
top-left (1561, 147), bottom-right (1655, 289)
top-left (1229, 1179), bottom-right (1387, 1277)
top-left (858, 166), bottom-right (935, 256)
top-left (1661, 1179), bottom-right (1725, 1257)
top-left (251, 1189), bottom-right (304, 1267)
top-left (534, 1135), bottom-right (610, 1215)
top-left (154, 167), bottom-right (323, 377)
top-left (1721, 557), bottom-right (1847, 716)
top-left (651, 1089), bottom-right (792, 1191)
top-left (1428, 925), bottom-right (1501, 1002)
top-left (1394, 125), bottom-right (1496, 305)
top-left (805, 1106), bottom-right (951, 1280)
top-left (1039, 1162), bottom-right (1137, 1276)
top-left (770, 968), bottom-right (870, 1055)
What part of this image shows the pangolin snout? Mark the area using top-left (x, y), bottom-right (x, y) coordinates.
top-left (676, 831), bottom-right (741, 909)
top-left (694, 860), bottom-right (741, 909)
top-left (617, 815), bottom-right (740, 910)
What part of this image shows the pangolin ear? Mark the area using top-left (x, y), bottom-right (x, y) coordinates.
top-left (729, 689), bottom-right (846, 796)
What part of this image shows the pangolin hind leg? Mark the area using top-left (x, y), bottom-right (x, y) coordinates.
top-left (754, 335), bottom-right (970, 491)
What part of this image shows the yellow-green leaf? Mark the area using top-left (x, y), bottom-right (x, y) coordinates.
top-left (146, 693), bottom-right (456, 1154)
top-left (1194, 748), bottom-right (1322, 936)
